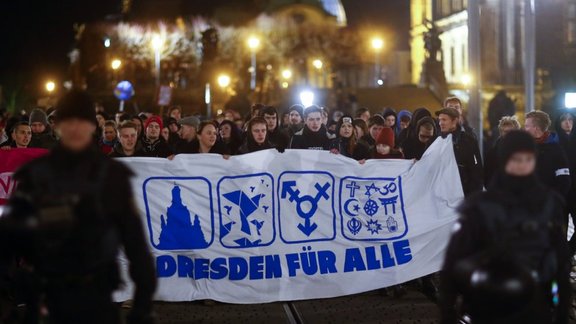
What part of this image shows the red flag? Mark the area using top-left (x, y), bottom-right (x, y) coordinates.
top-left (0, 148), bottom-right (49, 205)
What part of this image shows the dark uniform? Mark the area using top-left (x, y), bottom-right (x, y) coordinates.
top-left (439, 131), bottom-right (570, 324)
top-left (0, 90), bottom-right (156, 324)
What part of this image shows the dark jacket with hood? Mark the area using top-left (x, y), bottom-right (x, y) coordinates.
top-left (401, 116), bottom-right (438, 160)
top-left (238, 133), bottom-right (274, 154)
top-left (29, 126), bottom-right (58, 150)
top-left (108, 143), bottom-right (147, 158)
top-left (396, 108), bottom-right (432, 148)
top-left (141, 137), bottom-right (173, 158)
top-left (440, 131), bottom-right (570, 324)
top-left (290, 125), bottom-right (335, 150)
top-left (179, 139), bottom-right (228, 155)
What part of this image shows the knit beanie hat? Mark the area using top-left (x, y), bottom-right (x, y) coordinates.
top-left (288, 104), bottom-right (304, 118)
top-left (376, 127), bottom-right (395, 147)
top-left (498, 130), bottom-right (536, 168)
top-left (144, 115), bottom-right (164, 130)
top-left (29, 108), bottom-right (48, 126)
top-left (56, 90), bottom-right (97, 126)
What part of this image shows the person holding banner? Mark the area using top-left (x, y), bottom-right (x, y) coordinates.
top-left (184, 121), bottom-right (228, 155)
top-left (109, 121), bottom-right (146, 158)
top-left (238, 117), bottom-right (273, 154)
top-left (0, 122), bottom-right (32, 149)
top-left (290, 105), bottom-right (335, 150)
top-left (0, 90), bottom-right (156, 324)
top-left (439, 130), bottom-right (570, 324)
top-left (328, 115), bottom-right (370, 161)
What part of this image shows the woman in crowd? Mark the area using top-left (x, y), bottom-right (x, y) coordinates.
top-left (353, 118), bottom-right (368, 140)
top-left (238, 117), bottom-right (273, 154)
top-left (440, 130), bottom-right (570, 324)
top-left (219, 120), bottom-right (243, 155)
top-left (186, 121), bottom-right (228, 154)
top-left (374, 127), bottom-right (403, 159)
top-left (99, 120), bottom-right (118, 155)
top-left (329, 115), bottom-right (370, 161)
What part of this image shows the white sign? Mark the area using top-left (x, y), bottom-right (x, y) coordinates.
top-left (114, 137), bottom-right (463, 304)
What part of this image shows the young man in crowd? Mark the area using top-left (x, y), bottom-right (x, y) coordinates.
top-left (290, 105), bottom-right (335, 150)
top-left (109, 121), bottom-right (146, 157)
top-left (28, 108), bottom-right (58, 149)
top-left (0, 122), bottom-right (32, 149)
top-left (287, 104), bottom-right (305, 137)
top-left (444, 96), bottom-right (476, 139)
top-left (436, 107), bottom-right (483, 196)
top-left (525, 111), bottom-right (571, 199)
top-left (355, 107), bottom-right (371, 122)
top-left (261, 105), bottom-right (289, 151)
top-left (359, 115), bottom-right (386, 153)
top-left (174, 116), bottom-right (200, 154)
top-left (142, 115), bottom-right (173, 158)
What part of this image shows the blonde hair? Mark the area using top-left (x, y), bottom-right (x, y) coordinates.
top-left (526, 111), bottom-right (551, 132)
top-left (498, 116), bottom-right (521, 132)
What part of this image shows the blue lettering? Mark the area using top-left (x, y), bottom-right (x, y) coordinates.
top-left (393, 240), bottom-right (412, 265)
top-left (156, 255), bottom-right (176, 277)
top-left (229, 257), bottom-right (248, 280)
top-left (380, 244), bottom-right (396, 268)
top-left (344, 248), bottom-right (366, 273)
top-left (194, 258), bottom-right (210, 279)
top-left (249, 256), bottom-right (264, 280)
top-left (265, 255), bottom-right (282, 278)
top-left (300, 251), bottom-right (318, 275)
top-left (210, 258), bottom-right (228, 280)
top-left (177, 255), bottom-right (194, 278)
top-left (286, 253), bottom-right (301, 277)
top-left (317, 250), bottom-right (337, 274)
top-left (365, 247), bottom-right (381, 270)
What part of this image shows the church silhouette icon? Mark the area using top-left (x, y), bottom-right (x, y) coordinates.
top-left (157, 184), bottom-right (209, 250)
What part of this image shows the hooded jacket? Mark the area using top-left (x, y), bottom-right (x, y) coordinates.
top-left (401, 116), bottom-right (438, 160)
top-left (534, 131), bottom-right (571, 198)
top-left (289, 125), bottom-right (335, 150)
top-left (396, 108), bottom-right (432, 148)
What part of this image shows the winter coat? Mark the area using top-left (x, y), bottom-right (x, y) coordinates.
top-left (289, 125), bottom-right (334, 150)
top-left (178, 140), bottom-right (228, 155)
top-left (141, 137), bottom-right (173, 158)
top-left (0, 145), bottom-right (156, 317)
top-left (443, 128), bottom-right (484, 196)
top-left (400, 116), bottom-right (438, 160)
top-left (29, 128), bottom-right (58, 150)
top-left (267, 127), bottom-right (290, 152)
top-left (534, 132), bottom-right (571, 198)
top-left (328, 137), bottom-right (371, 161)
top-left (440, 174), bottom-right (570, 324)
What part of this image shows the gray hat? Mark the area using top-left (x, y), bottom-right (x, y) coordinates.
top-left (178, 116), bottom-right (200, 129)
top-left (29, 108), bottom-right (48, 126)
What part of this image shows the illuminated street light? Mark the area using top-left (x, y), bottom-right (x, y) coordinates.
top-left (371, 38), bottom-right (384, 50)
top-left (299, 90), bottom-right (315, 107)
top-left (111, 59), bottom-right (122, 70)
top-left (312, 59), bottom-right (323, 70)
top-left (371, 37), bottom-right (384, 87)
top-left (565, 92), bottom-right (576, 109)
top-left (461, 73), bottom-right (473, 87)
top-left (247, 36), bottom-right (260, 90)
top-left (45, 81), bottom-right (56, 93)
top-left (217, 74), bottom-right (231, 88)
top-left (151, 35), bottom-right (163, 87)
top-left (104, 38), bottom-right (111, 48)
top-left (282, 69), bottom-right (292, 79)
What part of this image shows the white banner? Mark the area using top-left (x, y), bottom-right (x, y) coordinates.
top-left (114, 136), bottom-right (463, 304)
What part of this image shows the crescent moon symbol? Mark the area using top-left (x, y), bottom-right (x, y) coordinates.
top-left (344, 198), bottom-right (360, 217)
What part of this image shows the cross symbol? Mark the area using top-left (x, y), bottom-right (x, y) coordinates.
top-left (346, 181), bottom-right (361, 198)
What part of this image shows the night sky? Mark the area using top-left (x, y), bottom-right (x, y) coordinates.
top-left (0, 0), bottom-right (409, 95)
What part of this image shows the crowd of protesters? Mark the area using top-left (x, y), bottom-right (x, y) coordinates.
top-left (2, 91), bottom-right (576, 323)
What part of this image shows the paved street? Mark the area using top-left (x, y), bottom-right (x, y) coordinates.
top-left (146, 289), bottom-right (439, 324)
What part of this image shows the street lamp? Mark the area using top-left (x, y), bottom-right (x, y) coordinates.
top-left (312, 59), bottom-right (323, 70)
top-left (247, 36), bottom-right (260, 90)
top-left (282, 69), bottom-right (292, 80)
top-left (371, 37), bottom-right (384, 86)
top-left (151, 35), bottom-right (163, 87)
top-left (217, 74), bottom-right (231, 89)
top-left (111, 59), bottom-right (122, 70)
top-left (45, 81), bottom-right (56, 93)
